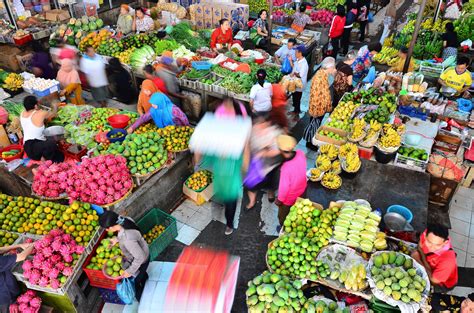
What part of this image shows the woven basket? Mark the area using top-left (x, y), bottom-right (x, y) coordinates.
top-left (347, 131), bottom-right (366, 143)
top-left (341, 159), bottom-right (362, 173)
top-left (31, 192), bottom-right (68, 200)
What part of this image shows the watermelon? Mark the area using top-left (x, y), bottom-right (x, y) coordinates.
top-left (82, 24), bottom-right (89, 32)
top-left (81, 15), bottom-right (89, 24)
top-left (65, 28), bottom-right (73, 36)
top-left (75, 19), bottom-right (82, 27)
top-left (96, 18), bottom-right (104, 28)
top-left (89, 21), bottom-right (97, 31)
top-left (89, 16), bottom-right (96, 22)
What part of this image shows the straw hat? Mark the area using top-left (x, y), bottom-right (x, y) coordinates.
top-left (277, 135), bottom-right (297, 152)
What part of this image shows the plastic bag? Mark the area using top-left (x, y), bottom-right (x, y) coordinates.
top-left (281, 57), bottom-right (292, 74)
top-left (117, 277), bottom-right (136, 305)
top-left (362, 66), bottom-right (376, 83)
top-left (243, 157), bottom-right (265, 188)
top-left (368, 12), bottom-right (374, 23)
top-left (460, 39), bottom-right (472, 48)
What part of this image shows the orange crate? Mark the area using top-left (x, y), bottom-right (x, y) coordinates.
top-left (82, 232), bottom-right (120, 290)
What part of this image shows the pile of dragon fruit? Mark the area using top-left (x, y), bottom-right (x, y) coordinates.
top-left (32, 155), bottom-right (133, 205)
top-left (22, 229), bottom-right (85, 289)
top-left (66, 155), bottom-right (133, 205)
top-left (310, 9), bottom-right (335, 26)
top-left (9, 290), bottom-right (41, 313)
top-left (32, 161), bottom-right (75, 198)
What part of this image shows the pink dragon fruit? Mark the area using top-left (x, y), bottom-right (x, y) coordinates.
top-left (41, 246), bottom-right (53, 258)
top-left (63, 267), bottom-right (73, 277)
top-left (23, 269), bottom-right (32, 279)
top-left (48, 268), bottom-right (60, 279)
top-left (123, 180), bottom-right (132, 189)
top-left (9, 304), bottom-right (19, 312)
top-left (51, 240), bottom-right (62, 252)
top-left (41, 261), bottom-right (53, 271)
top-left (25, 290), bottom-right (36, 298)
top-left (17, 294), bottom-right (29, 304)
top-left (75, 245), bottom-right (85, 254)
top-left (63, 254), bottom-right (73, 263)
top-left (59, 244), bottom-right (72, 256)
top-left (38, 276), bottom-right (49, 287)
top-left (50, 278), bottom-right (61, 289)
top-left (30, 296), bottom-right (41, 308)
top-left (22, 260), bottom-right (33, 271)
top-left (55, 262), bottom-right (66, 271)
top-left (19, 303), bottom-right (29, 312)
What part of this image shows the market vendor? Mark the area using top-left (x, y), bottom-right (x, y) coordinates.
top-left (128, 92), bottom-right (189, 133)
top-left (99, 211), bottom-right (149, 301)
top-left (155, 56), bottom-right (186, 107)
top-left (107, 58), bottom-right (135, 104)
top-left (210, 19), bottom-right (241, 53)
top-left (411, 223), bottom-right (458, 292)
top-left (250, 10), bottom-right (269, 48)
top-left (290, 6), bottom-right (317, 33)
top-left (56, 59), bottom-right (85, 105)
top-left (352, 42), bottom-right (382, 83)
top-left (389, 47), bottom-right (415, 73)
top-left (250, 69), bottom-right (273, 116)
top-left (0, 243), bottom-right (34, 312)
top-left (31, 41), bottom-right (56, 80)
top-left (133, 7), bottom-right (154, 33)
top-left (274, 38), bottom-right (297, 65)
top-left (117, 4), bottom-right (134, 35)
top-left (438, 56), bottom-right (472, 96)
top-left (20, 96), bottom-right (65, 163)
top-left (441, 22), bottom-right (458, 60)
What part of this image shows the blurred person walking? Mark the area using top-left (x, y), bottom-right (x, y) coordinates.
top-left (57, 59), bottom-right (85, 105)
top-left (341, 3), bottom-right (358, 55)
top-left (289, 45), bottom-right (309, 120)
top-left (31, 41), bottom-right (56, 79)
top-left (156, 56), bottom-right (186, 108)
top-left (245, 115), bottom-right (283, 210)
top-left (194, 98), bottom-right (250, 235)
top-left (303, 57), bottom-right (337, 150)
top-left (107, 57), bottom-right (135, 104)
top-left (80, 46), bottom-right (108, 107)
top-left (270, 83), bottom-right (289, 131)
top-left (275, 135), bottom-right (307, 230)
top-left (379, 0), bottom-right (397, 45)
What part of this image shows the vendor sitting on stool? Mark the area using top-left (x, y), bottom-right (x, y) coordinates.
top-left (20, 96), bottom-right (64, 163)
top-left (210, 19), bottom-right (242, 53)
top-left (438, 56), bottom-right (472, 97)
top-left (411, 223), bottom-right (458, 293)
top-left (99, 210), bottom-right (150, 301)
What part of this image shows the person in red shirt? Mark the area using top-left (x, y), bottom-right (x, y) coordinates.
top-left (411, 223), bottom-right (458, 292)
top-left (210, 19), bottom-right (236, 53)
top-left (270, 83), bottom-right (288, 131)
top-left (328, 5), bottom-right (346, 57)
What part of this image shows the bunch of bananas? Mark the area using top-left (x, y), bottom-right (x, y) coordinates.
top-left (373, 47), bottom-right (399, 64)
top-left (319, 144), bottom-right (339, 160)
top-left (3, 73), bottom-right (23, 91)
top-left (349, 118), bottom-right (366, 140)
top-left (383, 123), bottom-right (405, 135)
top-left (339, 143), bottom-right (358, 158)
top-left (365, 120), bottom-right (382, 139)
top-left (321, 172), bottom-right (342, 189)
top-left (316, 154), bottom-right (332, 171)
top-left (309, 168), bottom-right (323, 181)
top-left (331, 160), bottom-right (341, 173)
top-left (401, 20), bottom-right (416, 35)
top-left (379, 128), bottom-right (401, 148)
top-left (382, 35), bottom-right (394, 48)
top-left (113, 47), bottom-right (136, 65)
top-left (344, 153), bottom-right (361, 172)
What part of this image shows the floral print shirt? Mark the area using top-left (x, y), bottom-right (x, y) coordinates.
top-left (252, 18), bottom-right (267, 33)
top-left (309, 69), bottom-right (332, 117)
top-left (352, 48), bottom-right (373, 82)
top-left (136, 15), bottom-right (154, 32)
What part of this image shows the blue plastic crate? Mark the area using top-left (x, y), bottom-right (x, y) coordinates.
top-left (397, 105), bottom-right (429, 121)
top-left (191, 61), bottom-right (212, 70)
top-left (33, 83), bottom-right (60, 97)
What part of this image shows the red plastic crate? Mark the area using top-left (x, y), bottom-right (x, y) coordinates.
top-left (58, 142), bottom-right (87, 162)
top-left (13, 34), bottom-right (33, 46)
top-left (82, 232), bottom-right (120, 290)
top-left (358, 146), bottom-right (373, 160)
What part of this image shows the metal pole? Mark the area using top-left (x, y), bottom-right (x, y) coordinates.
top-left (433, 0), bottom-right (442, 21)
top-left (267, 0), bottom-right (273, 50)
top-left (403, 0), bottom-right (427, 73)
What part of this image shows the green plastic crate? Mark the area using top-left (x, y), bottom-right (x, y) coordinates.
top-left (137, 208), bottom-right (178, 261)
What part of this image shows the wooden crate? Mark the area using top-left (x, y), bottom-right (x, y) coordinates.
top-left (433, 132), bottom-right (462, 154)
top-left (429, 176), bottom-right (459, 206)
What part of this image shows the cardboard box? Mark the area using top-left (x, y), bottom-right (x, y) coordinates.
top-left (221, 3), bottom-right (249, 30)
top-left (204, 19), bottom-right (213, 29)
top-left (195, 19), bottom-right (205, 29)
top-left (212, 5), bottom-right (223, 23)
top-left (16, 51), bottom-right (33, 72)
top-left (183, 182), bottom-right (214, 205)
top-left (0, 45), bottom-right (22, 71)
top-left (44, 9), bottom-right (70, 21)
top-left (202, 5), bottom-right (212, 18)
top-left (195, 4), bottom-right (204, 19)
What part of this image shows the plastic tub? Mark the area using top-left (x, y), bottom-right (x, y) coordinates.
top-left (108, 114), bottom-right (130, 129)
top-left (43, 126), bottom-right (65, 142)
top-left (374, 146), bottom-right (396, 164)
top-left (387, 204), bottom-right (413, 223)
top-left (106, 129), bottom-right (127, 143)
top-left (0, 144), bottom-right (23, 162)
top-left (255, 58), bottom-right (265, 64)
top-left (191, 61), bottom-right (212, 70)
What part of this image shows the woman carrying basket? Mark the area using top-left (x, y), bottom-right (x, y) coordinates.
top-left (99, 210), bottom-right (149, 301)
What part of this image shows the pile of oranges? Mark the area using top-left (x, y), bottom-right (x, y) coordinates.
top-left (78, 29), bottom-right (112, 51)
top-left (143, 225), bottom-right (166, 244)
top-left (185, 170), bottom-right (212, 191)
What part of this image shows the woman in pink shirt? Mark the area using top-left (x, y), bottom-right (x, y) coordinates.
top-left (215, 98), bottom-right (248, 118)
top-left (275, 135), bottom-right (307, 229)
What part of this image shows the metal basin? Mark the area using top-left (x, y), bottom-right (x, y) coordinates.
top-left (43, 126), bottom-right (65, 142)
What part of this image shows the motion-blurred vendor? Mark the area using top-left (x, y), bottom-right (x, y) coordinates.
top-left (0, 243), bottom-right (34, 312)
top-left (411, 223), bottom-right (458, 292)
top-left (20, 96), bottom-right (64, 163)
top-left (210, 19), bottom-right (241, 53)
top-left (438, 56), bottom-right (472, 97)
top-left (389, 47), bottom-right (415, 73)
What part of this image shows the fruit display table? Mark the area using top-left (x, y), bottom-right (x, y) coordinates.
top-left (306, 158), bottom-right (429, 232)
